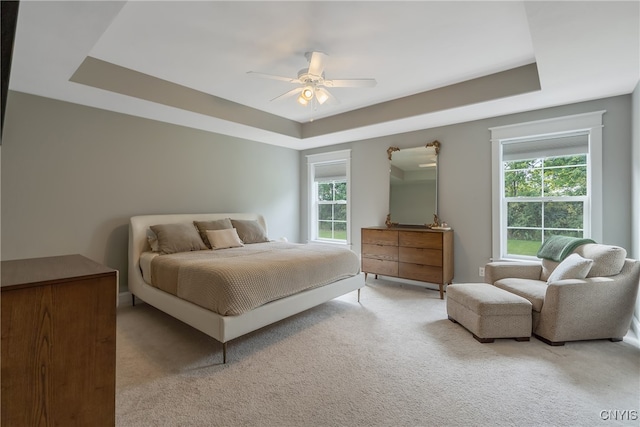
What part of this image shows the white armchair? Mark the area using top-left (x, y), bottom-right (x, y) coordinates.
top-left (484, 244), bottom-right (640, 345)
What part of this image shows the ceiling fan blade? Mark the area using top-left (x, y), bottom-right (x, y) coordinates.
top-left (247, 71), bottom-right (299, 84)
top-left (307, 51), bottom-right (327, 77)
top-left (270, 87), bottom-right (302, 102)
top-left (325, 78), bottom-right (377, 88)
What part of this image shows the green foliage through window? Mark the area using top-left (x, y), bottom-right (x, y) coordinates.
top-left (316, 180), bottom-right (347, 241)
top-left (504, 155), bottom-right (587, 257)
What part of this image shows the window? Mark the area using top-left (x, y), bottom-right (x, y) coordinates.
top-left (490, 112), bottom-right (604, 261)
top-left (307, 150), bottom-right (351, 245)
top-left (503, 136), bottom-right (588, 257)
top-left (317, 179), bottom-right (347, 241)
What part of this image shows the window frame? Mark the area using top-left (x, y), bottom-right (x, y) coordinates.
top-left (306, 150), bottom-right (351, 246)
top-left (489, 111), bottom-right (604, 261)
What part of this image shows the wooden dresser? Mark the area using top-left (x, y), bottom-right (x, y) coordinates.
top-left (361, 226), bottom-right (454, 299)
top-left (1, 254), bottom-right (117, 426)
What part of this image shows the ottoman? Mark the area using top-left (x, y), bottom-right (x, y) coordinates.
top-left (447, 283), bottom-right (532, 343)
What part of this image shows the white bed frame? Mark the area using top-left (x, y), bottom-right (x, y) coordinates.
top-left (128, 213), bottom-right (364, 363)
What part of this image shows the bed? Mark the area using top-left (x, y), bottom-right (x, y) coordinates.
top-left (128, 213), bottom-right (364, 363)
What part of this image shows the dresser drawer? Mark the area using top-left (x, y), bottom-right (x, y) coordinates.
top-left (399, 247), bottom-right (442, 267)
top-left (362, 244), bottom-right (398, 261)
top-left (399, 231), bottom-right (442, 249)
top-left (399, 262), bottom-right (443, 284)
top-left (362, 227), bottom-right (453, 299)
top-left (362, 229), bottom-right (398, 246)
top-left (362, 258), bottom-right (399, 277)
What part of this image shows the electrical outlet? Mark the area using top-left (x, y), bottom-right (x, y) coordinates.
top-left (479, 267), bottom-right (485, 277)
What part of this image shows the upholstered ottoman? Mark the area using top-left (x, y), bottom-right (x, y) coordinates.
top-left (447, 283), bottom-right (532, 343)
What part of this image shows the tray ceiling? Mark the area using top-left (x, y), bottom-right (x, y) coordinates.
top-left (9, 1), bottom-right (639, 149)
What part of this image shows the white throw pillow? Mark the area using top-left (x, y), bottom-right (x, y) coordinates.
top-left (574, 243), bottom-right (627, 277)
top-left (546, 253), bottom-right (594, 283)
top-left (206, 228), bottom-right (245, 250)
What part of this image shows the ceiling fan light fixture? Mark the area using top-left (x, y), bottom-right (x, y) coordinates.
top-left (301, 86), bottom-right (314, 101)
top-left (315, 88), bottom-right (329, 105)
top-left (297, 94), bottom-right (309, 106)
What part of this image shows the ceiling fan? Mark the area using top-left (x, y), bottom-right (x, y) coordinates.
top-left (247, 51), bottom-right (377, 107)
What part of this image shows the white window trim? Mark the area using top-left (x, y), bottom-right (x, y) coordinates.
top-left (306, 149), bottom-right (351, 246)
top-left (489, 111), bottom-right (604, 261)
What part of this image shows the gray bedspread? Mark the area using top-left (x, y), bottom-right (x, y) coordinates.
top-left (150, 242), bottom-right (360, 316)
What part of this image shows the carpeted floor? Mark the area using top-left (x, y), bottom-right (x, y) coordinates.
top-left (116, 278), bottom-right (640, 426)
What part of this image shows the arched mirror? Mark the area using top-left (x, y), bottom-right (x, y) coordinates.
top-left (387, 141), bottom-right (440, 228)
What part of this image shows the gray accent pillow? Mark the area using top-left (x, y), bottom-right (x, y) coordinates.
top-left (231, 219), bottom-right (269, 244)
top-left (546, 253), bottom-right (593, 283)
top-left (194, 218), bottom-right (233, 249)
top-left (149, 223), bottom-right (207, 254)
top-left (146, 229), bottom-right (159, 252)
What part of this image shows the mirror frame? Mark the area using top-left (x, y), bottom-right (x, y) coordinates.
top-left (386, 140), bottom-right (441, 228)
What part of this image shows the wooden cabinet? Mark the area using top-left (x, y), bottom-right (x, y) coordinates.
top-left (361, 227), bottom-right (454, 299)
top-left (1, 254), bottom-right (117, 426)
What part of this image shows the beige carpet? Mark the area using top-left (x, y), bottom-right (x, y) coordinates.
top-left (116, 279), bottom-right (640, 426)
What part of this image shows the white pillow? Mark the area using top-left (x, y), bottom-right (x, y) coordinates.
top-left (546, 253), bottom-right (594, 283)
top-left (574, 243), bottom-right (627, 277)
top-left (206, 228), bottom-right (244, 250)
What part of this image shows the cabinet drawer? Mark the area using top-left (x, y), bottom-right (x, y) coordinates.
top-left (399, 263), bottom-right (443, 284)
top-left (362, 258), bottom-right (399, 277)
top-left (362, 244), bottom-right (398, 261)
top-left (399, 247), bottom-right (442, 267)
top-left (362, 229), bottom-right (398, 246)
top-left (399, 231), bottom-right (442, 249)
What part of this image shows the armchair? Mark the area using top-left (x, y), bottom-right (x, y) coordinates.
top-left (484, 244), bottom-right (640, 345)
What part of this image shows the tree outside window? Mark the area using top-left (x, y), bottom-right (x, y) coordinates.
top-left (505, 154), bottom-right (587, 256)
top-left (317, 180), bottom-right (347, 241)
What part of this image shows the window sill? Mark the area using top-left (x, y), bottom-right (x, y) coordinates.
top-left (494, 256), bottom-right (542, 264)
top-left (309, 239), bottom-right (350, 247)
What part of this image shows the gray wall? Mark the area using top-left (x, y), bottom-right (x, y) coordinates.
top-left (1, 92), bottom-right (300, 292)
top-left (633, 82), bottom-right (640, 262)
top-left (301, 94), bottom-right (634, 285)
top-left (631, 82), bottom-right (640, 341)
top-left (2, 91), bottom-right (635, 294)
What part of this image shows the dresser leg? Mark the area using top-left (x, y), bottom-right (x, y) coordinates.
top-left (439, 284), bottom-right (444, 300)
